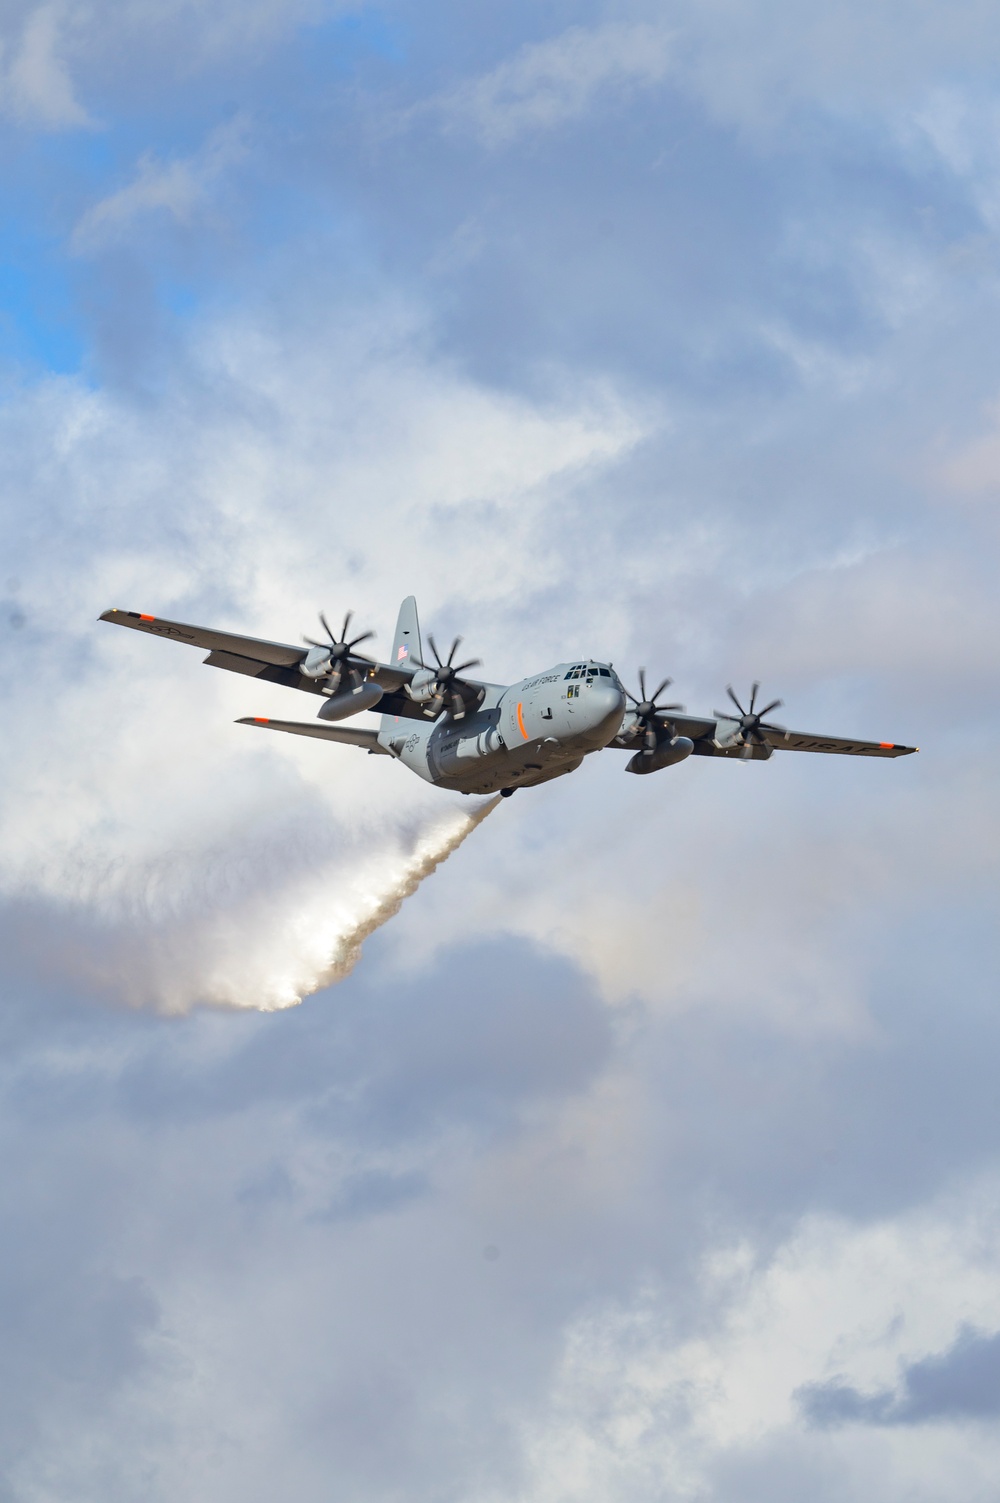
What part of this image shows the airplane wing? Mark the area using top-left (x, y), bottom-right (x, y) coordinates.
top-left (612, 711), bottom-right (916, 759)
top-left (98, 606), bottom-right (437, 717)
top-left (99, 607), bottom-right (308, 665)
top-left (235, 717), bottom-right (390, 752)
top-left (760, 726), bottom-right (916, 757)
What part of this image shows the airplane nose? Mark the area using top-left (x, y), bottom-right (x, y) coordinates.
top-left (585, 682), bottom-right (626, 737)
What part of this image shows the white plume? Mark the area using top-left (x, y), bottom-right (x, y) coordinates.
top-left (51, 797), bottom-right (503, 1014)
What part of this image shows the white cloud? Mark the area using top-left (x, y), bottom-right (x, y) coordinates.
top-left (0, 293), bottom-right (643, 1013)
top-left (658, 0), bottom-right (1000, 132)
top-left (507, 1178), bottom-right (1000, 1501)
top-left (72, 115), bottom-right (249, 251)
top-left (4, 5), bottom-right (1000, 1499)
top-left (404, 0), bottom-right (1000, 152)
top-left (0, 3), bottom-right (91, 128)
top-left (423, 21), bottom-right (674, 146)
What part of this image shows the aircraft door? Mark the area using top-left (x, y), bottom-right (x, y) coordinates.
top-left (501, 689), bottom-right (533, 748)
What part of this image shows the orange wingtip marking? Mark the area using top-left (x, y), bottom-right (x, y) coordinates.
top-left (253, 716), bottom-right (269, 725)
top-left (139, 613), bottom-right (155, 621)
top-left (516, 701), bottom-right (528, 740)
top-left (879, 742), bottom-right (894, 749)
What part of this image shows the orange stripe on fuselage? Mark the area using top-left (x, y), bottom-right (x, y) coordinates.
top-left (516, 701), bottom-right (528, 740)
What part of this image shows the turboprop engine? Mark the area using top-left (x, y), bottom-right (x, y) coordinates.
top-left (712, 682), bottom-right (784, 759)
top-left (626, 735), bottom-right (693, 774)
top-left (404, 634), bottom-right (483, 721)
top-left (300, 608), bottom-right (382, 720)
top-left (621, 668), bottom-right (692, 773)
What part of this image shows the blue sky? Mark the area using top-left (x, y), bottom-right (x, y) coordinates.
top-left (2, 3), bottom-right (1000, 1499)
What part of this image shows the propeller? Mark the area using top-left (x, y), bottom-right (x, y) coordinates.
top-left (417, 635), bottom-right (482, 720)
top-left (625, 668), bottom-right (685, 756)
top-left (716, 682), bottom-right (784, 757)
top-left (302, 610), bottom-right (375, 694)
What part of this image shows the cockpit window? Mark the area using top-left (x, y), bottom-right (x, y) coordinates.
top-left (598, 668), bottom-right (610, 677)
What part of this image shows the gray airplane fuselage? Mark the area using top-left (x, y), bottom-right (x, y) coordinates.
top-left (379, 661), bottom-right (626, 795)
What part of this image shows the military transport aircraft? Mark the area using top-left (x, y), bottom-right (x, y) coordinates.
top-left (99, 596), bottom-right (916, 797)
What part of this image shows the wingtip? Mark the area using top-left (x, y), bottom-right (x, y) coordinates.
top-left (236, 716), bottom-right (270, 726)
top-left (99, 607), bottom-right (157, 623)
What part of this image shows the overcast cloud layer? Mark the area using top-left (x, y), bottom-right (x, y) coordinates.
top-left (2, 2), bottom-right (1000, 1499)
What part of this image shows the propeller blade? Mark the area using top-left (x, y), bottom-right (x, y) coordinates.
top-left (340, 610), bottom-right (353, 642)
top-left (346, 628), bottom-right (375, 651)
top-left (445, 636), bottom-right (462, 668)
top-left (758, 698), bottom-right (783, 718)
top-left (638, 668), bottom-right (648, 701)
top-left (303, 635), bottom-right (329, 650)
top-left (325, 664), bottom-right (343, 694)
top-left (650, 677), bottom-right (673, 703)
top-left (318, 611), bottom-right (335, 643)
top-left (453, 657), bottom-right (481, 675)
top-left (748, 681), bottom-right (760, 714)
top-left (726, 685), bottom-right (746, 716)
top-left (426, 634), bottom-right (440, 667)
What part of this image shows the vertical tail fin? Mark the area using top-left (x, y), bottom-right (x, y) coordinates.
top-left (381, 596), bottom-right (422, 739)
top-left (391, 596), bottom-right (422, 669)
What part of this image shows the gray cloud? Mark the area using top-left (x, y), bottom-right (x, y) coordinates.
top-left (2, 3), bottom-right (1000, 1500)
top-left (317, 1167), bottom-right (430, 1221)
top-left (799, 1326), bottom-right (1000, 1427)
top-left (416, 20), bottom-right (674, 146)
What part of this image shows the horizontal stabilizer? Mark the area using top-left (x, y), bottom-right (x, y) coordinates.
top-left (236, 717), bottom-right (390, 753)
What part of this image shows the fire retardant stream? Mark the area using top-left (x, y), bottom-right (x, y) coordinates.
top-left (51, 797), bottom-right (503, 1014)
top-left (290, 794), bottom-right (503, 1003)
top-left (194, 795), bottom-right (502, 1012)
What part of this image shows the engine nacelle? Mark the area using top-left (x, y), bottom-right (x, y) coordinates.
top-left (301, 645), bottom-right (333, 679)
top-left (626, 736), bottom-right (694, 774)
top-left (405, 668), bottom-right (437, 705)
top-left (317, 680), bottom-right (384, 721)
